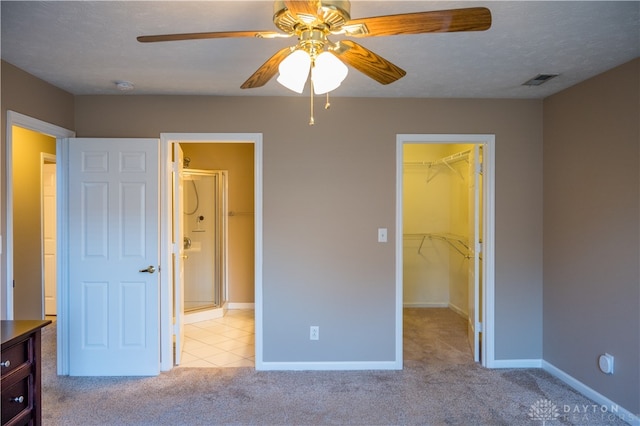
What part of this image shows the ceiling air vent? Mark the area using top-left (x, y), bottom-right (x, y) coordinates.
top-left (522, 74), bottom-right (559, 86)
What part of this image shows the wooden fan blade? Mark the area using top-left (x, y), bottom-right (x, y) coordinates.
top-left (137, 30), bottom-right (284, 43)
top-left (284, 1), bottom-right (319, 18)
top-left (241, 46), bottom-right (293, 89)
top-left (333, 40), bottom-right (406, 85)
top-left (346, 7), bottom-right (492, 37)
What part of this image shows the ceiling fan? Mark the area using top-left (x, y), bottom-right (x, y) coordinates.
top-left (138, 1), bottom-right (491, 89)
top-left (138, 1), bottom-right (491, 123)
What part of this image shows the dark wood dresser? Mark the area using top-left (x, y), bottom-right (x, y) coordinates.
top-left (1, 320), bottom-right (51, 426)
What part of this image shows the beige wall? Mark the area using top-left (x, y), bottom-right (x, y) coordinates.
top-left (74, 94), bottom-right (544, 362)
top-left (0, 60), bottom-right (75, 319)
top-left (543, 58), bottom-right (640, 413)
top-left (181, 143), bottom-right (254, 303)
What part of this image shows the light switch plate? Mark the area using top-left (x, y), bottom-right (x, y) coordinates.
top-left (378, 228), bottom-right (387, 243)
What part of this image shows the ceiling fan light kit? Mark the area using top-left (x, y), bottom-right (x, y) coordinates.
top-left (276, 49), bottom-right (347, 95)
top-left (276, 49), bottom-right (311, 93)
top-left (311, 51), bottom-right (348, 95)
top-left (138, 1), bottom-right (492, 124)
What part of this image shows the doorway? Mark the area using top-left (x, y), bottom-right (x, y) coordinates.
top-left (4, 112), bottom-right (75, 321)
top-left (175, 143), bottom-right (253, 367)
top-left (396, 134), bottom-right (495, 367)
top-left (160, 133), bottom-right (263, 371)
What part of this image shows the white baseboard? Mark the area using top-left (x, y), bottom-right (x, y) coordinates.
top-left (488, 358), bottom-right (543, 369)
top-left (183, 305), bottom-right (225, 324)
top-left (403, 302), bottom-right (448, 308)
top-left (227, 302), bottom-right (255, 310)
top-left (448, 302), bottom-right (468, 319)
top-left (256, 360), bottom-right (402, 371)
top-left (542, 361), bottom-right (639, 426)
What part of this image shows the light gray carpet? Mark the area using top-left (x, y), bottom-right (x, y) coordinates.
top-left (41, 309), bottom-right (628, 425)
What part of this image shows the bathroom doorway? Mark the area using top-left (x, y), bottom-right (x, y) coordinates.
top-left (170, 139), bottom-right (257, 368)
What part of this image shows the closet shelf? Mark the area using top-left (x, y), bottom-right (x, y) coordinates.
top-left (404, 233), bottom-right (470, 258)
top-left (403, 149), bottom-right (471, 183)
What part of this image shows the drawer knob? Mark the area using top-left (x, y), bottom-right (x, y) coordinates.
top-left (10, 396), bottom-right (24, 403)
top-left (0, 360), bottom-right (10, 368)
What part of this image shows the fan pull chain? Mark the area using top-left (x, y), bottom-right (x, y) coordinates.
top-left (309, 81), bottom-right (315, 126)
top-left (325, 93), bottom-right (331, 109)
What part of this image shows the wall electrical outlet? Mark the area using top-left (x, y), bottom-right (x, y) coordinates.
top-left (310, 326), bottom-right (319, 340)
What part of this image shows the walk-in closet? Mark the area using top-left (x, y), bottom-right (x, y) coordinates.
top-left (403, 143), bottom-right (483, 359)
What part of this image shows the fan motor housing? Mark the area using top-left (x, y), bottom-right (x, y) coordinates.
top-left (273, 1), bottom-right (351, 34)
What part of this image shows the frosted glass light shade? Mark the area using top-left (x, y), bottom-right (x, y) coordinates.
top-left (311, 52), bottom-right (348, 95)
top-left (277, 50), bottom-right (311, 93)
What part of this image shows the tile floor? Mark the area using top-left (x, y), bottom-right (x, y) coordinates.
top-left (178, 309), bottom-right (255, 368)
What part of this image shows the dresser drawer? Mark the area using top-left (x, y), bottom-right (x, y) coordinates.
top-left (0, 340), bottom-right (30, 377)
top-left (1, 375), bottom-right (31, 425)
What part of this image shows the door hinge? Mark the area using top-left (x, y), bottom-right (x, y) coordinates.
top-left (477, 322), bottom-right (483, 332)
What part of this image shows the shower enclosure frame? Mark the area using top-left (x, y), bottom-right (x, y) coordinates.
top-left (181, 168), bottom-right (229, 319)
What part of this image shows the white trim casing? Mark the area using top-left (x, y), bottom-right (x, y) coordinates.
top-left (396, 134), bottom-right (496, 369)
top-left (159, 133), bottom-right (263, 372)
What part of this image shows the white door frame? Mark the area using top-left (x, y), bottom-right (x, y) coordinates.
top-left (159, 133), bottom-right (263, 371)
top-left (4, 111), bottom-right (75, 321)
top-left (396, 134), bottom-right (496, 368)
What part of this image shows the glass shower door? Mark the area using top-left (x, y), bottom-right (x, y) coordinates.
top-left (183, 170), bottom-right (227, 312)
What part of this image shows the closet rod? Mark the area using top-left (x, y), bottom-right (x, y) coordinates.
top-left (404, 233), bottom-right (470, 258)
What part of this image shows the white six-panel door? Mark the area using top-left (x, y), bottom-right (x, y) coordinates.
top-left (67, 138), bottom-right (160, 376)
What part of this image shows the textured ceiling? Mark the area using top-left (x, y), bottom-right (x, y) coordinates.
top-left (1, 1), bottom-right (638, 99)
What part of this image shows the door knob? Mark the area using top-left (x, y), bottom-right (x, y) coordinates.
top-left (139, 265), bottom-right (156, 274)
